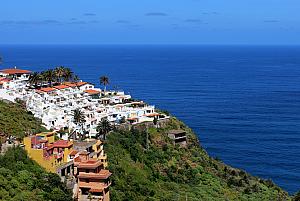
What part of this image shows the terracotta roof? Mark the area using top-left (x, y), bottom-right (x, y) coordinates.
top-left (76, 159), bottom-right (103, 169)
top-left (54, 85), bottom-right (69, 90)
top-left (78, 170), bottom-right (112, 180)
top-left (0, 68), bottom-right (31, 75)
top-left (78, 182), bottom-right (108, 190)
top-left (64, 82), bottom-right (77, 87)
top-left (46, 140), bottom-right (73, 150)
top-left (76, 81), bottom-right (88, 87)
top-left (64, 81), bottom-right (88, 87)
top-left (39, 87), bottom-right (56, 93)
top-left (84, 89), bottom-right (100, 95)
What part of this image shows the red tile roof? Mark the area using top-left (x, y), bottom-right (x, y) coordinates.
top-left (54, 85), bottom-right (69, 90)
top-left (39, 87), bottom-right (56, 93)
top-left (64, 82), bottom-right (77, 87)
top-left (84, 89), bottom-right (100, 95)
top-left (78, 170), bottom-right (112, 179)
top-left (53, 140), bottom-right (73, 147)
top-left (46, 140), bottom-right (73, 150)
top-left (0, 68), bottom-right (31, 75)
top-left (76, 81), bottom-right (88, 87)
top-left (64, 81), bottom-right (88, 87)
top-left (74, 157), bottom-right (103, 169)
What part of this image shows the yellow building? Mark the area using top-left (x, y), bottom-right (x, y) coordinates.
top-left (23, 132), bottom-right (74, 175)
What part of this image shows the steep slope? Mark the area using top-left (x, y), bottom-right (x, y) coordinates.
top-left (0, 100), bottom-right (47, 139)
top-left (0, 146), bottom-right (73, 201)
top-left (106, 118), bottom-right (291, 201)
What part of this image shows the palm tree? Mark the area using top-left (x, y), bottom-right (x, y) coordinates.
top-left (96, 118), bottom-right (112, 140)
top-left (55, 66), bottom-right (65, 83)
top-left (73, 75), bottom-right (80, 82)
top-left (73, 108), bottom-right (86, 140)
top-left (63, 67), bottom-right (74, 82)
top-left (43, 69), bottom-right (56, 86)
top-left (29, 72), bottom-right (41, 88)
top-left (100, 76), bottom-right (109, 93)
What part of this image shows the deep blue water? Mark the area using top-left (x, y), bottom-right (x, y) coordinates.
top-left (0, 45), bottom-right (300, 194)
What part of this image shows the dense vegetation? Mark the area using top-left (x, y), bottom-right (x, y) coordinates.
top-left (0, 100), bottom-right (47, 139)
top-left (0, 146), bottom-right (73, 201)
top-left (106, 118), bottom-right (293, 201)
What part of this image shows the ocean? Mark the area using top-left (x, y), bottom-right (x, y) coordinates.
top-left (0, 45), bottom-right (299, 194)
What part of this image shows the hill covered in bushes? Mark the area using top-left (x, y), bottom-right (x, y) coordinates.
top-left (106, 118), bottom-right (295, 201)
top-left (0, 100), bottom-right (46, 139)
top-left (0, 146), bottom-right (73, 201)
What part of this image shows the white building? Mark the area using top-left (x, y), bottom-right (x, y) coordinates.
top-left (0, 67), bottom-right (168, 136)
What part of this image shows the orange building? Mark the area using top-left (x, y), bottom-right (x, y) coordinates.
top-left (74, 151), bottom-right (111, 201)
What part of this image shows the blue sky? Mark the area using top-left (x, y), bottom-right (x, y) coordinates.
top-left (0, 0), bottom-right (299, 45)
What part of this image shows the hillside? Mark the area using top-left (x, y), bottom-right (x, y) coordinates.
top-left (0, 100), bottom-right (47, 139)
top-left (106, 118), bottom-right (294, 201)
top-left (0, 146), bottom-right (73, 201)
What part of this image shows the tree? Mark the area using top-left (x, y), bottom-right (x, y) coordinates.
top-left (100, 76), bottom-right (109, 93)
top-left (63, 67), bottom-right (74, 82)
top-left (28, 72), bottom-right (41, 88)
top-left (73, 108), bottom-right (86, 140)
top-left (96, 118), bottom-right (112, 140)
top-left (73, 75), bottom-right (80, 82)
top-left (42, 69), bottom-right (56, 86)
top-left (55, 66), bottom-right (65, 83)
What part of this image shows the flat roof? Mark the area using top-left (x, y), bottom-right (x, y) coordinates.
top-left (74, 140), bottom-right (101, 149)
